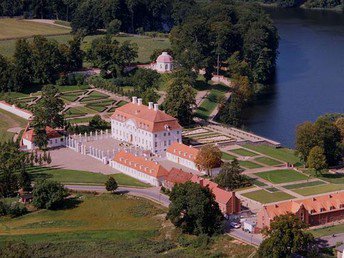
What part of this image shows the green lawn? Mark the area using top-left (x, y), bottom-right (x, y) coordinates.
top-left (66, 117), bottom-right (94, 124)
top-left (244, 144), bottom-right (302, 166)
top-left (255, 157), bottom-right (282, 166)
top-left (64, 106), bottom-right (96, 118)
top-left (242, 189), bottom-right (294, 204)
top-left (221, 152), bottom-right (236, 161)
top-left (309, 224), bottom-right (344, 238)
top-left (251, 178), bottom-right (267, 187)
top-left (239, 161), bottom-right (263, 169)
top-left (230, 148), bottom-right (258, 157)
top-left (28, 166), bottom-right (149, 188)
top-left (256, 169), bottom-right (308, 184)
top-left (303, 169), bottom-right (344, 184)
top-left (194, 84), bottom-right (228, 119)
top-left (283, 180), bottom-right (326, 190)
top-left (292, 184), bottom-right (344, 196)
top-left (116, 100), bottom-right (128, 107)
top-left (0, 109), bottom-right (27, 143)
top-left (0, 19), bottom-right (70, 40)
top-left (0, 194), bottom-right (255, 257)
top-left (0, 34), bottom-right (170, 63)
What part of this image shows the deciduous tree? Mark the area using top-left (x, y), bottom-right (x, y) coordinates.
top-left (258, 213), bottom-right (318, 258)
top-left (195, 145), bottom-right (222, 176)
top-left (307, 146), bottom-right (327, 176)
top-left (167, 182), bottom-right (223, 236)
top-left (105, 176), bottom-right (118, 193)
top-left (32, 180), bottom-right (68, 210)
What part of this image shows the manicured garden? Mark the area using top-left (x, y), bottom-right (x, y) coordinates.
top-left (244, 144), bottom-right (302, 166)
top-left (242, 189), bottom-right (294, 204)
top-left (309, 223), bottom-right (344, 238)
top-left (27, 166), bottom-right (149, 187)
top-left (283, 180), bottom-right (326, 190)
top-left (230, 148), bottom-right (258, 157)
top-left (221, 152), bottom-right (236, 161)
top-left (255, 169), bottom-right (308, 184)
top-left (292, 183), bottom-right (344, 196)
top-left (86, 100), bottom-right (114, 112)
top-left (239, 161), bottom-right (263, 169)
top-left (64, 106), bottom-right (96, 118)
top-left (254, 157), bottom-right (282, 166)
top-left (80, 91), bottom-right (110, 102)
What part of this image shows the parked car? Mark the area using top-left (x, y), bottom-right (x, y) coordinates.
top-left (230, 222), bottom-right (241, 229)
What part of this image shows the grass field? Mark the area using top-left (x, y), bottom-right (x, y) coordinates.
top-left (309, 224), bottom-right (344, 238)
top-left (0, 109), bottom-right (27, 143)
top-left (303, 169), bottom-right (344, 184)
top-left (292, 183), bottom-right (344, 196)
top-left (66, 117), bottom-right (94, 124)
top-left (221, 152), bottom-right (236, 161)
top-left (256, 169), bottom-right (308, 184)
top-left (230, 148), bottom-right (258, 157)
top-left (0, 19), bottom-right (70, 40)
top-left (27, 166), bottom-right (148, 187)
top-left (283, 180), bottom-right (326, 190)
top-left (194, 84), bottom-right (228, 119)
top-left (242, 189), bottom-right (294, 204)
top-left (254, 157), bottom-right (282, 166)
top-left (239, 161), bottom-right (263, 169)
top-left (0, 194), bottom-right (256, 257)
top-left (0, 34), bottom-right (170, 63)
top-left (251, 178), bottom-right (267, 187)
top-left (244, 144), bottom-right (302, 165)
top-left (64, 106), bottom-right (96, 118)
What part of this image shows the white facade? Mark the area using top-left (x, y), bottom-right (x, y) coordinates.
top-left (110, 160), bottom-right (163, 186)
top-left (23, 136), bottom-right (65, 150)
top-left (155, 52), bottom-right (173, 73)
top-left (166, 152), bottom-right (198, 171)
top-left (111, 98), bottom-right (182, 154)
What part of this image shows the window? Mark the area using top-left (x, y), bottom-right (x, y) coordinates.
top-left (164, 133), bottom-right (166, 137)
top-left (177, 131), bottom-right (180, 134)
top-left (164, 141), bottom-right (167, 146)
top-left (155, 134), bottom-right (157, 138)
top-left (168, 132), bottom-right (170, 136)
top-left (155, 142), bottom-right (157, 147)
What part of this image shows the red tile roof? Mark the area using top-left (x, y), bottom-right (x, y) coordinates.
top-left (165, 168), bottom-right (193, 185)
top-left (113, 150), bottom-right (169, 178)
top-left (111, 102), bottom-right (181, 133)
top-left (22, 126), bottom-right (62, 142)
top-left (191, 175), bottom-right (233, 205)
top-left (166, 142), bottom-right (199, 162)
top-left (263, 191), bottom-right (344, 219)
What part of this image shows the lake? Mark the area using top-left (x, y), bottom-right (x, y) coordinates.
top-left (243, 7), bottom-right (344, 147)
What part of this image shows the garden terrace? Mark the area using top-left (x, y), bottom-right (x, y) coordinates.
top-left (242, 189), bottom-right (294, 204)
top-left (254, 157), bottom-right (283, 166)
top-left (79, 91), bottom-right (110, 103)
top-left (255, 169), bottom-right (309, 184)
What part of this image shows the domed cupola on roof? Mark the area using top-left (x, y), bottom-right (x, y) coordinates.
top-left (156, 52), bottom-right (173, 73)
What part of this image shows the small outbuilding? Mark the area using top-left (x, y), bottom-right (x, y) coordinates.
top-left (155, 52), bottom-right (173, 73)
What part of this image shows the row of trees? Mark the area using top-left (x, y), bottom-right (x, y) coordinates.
top-left (0, 36), bottom-right (83, 92)
top-left (295, 114), bottom-right (344, 173)
top-left (0, 0), bottom-right (198, 34)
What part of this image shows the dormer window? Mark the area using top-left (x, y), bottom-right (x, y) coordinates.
top-left (310, 209), bottom-right (316, 214)
top-left (320, 208), bottom-right (325, 212)
top-left (330, 206), bottom-right (336, 210)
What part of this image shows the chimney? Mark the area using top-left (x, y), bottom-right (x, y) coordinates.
top-left (132, 96), bottom-right (137, 104)
top-left (137, 98), bottom-right (142, 105)
top-left (154, 103), bottom-right (159, 111)
top-left (148, 102), bottom-right (153, 109)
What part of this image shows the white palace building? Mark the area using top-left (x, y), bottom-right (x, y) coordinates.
top-left (110, 97), bottom-right (182, 154)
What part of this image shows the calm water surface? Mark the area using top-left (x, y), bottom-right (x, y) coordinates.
top-left (244, 8), bottom-right (344, 147)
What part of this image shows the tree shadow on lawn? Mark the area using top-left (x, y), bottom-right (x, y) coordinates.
top-left (58, 197), bottom-right (83, 211)
top-left (27, 166), bottom-right (63, 181)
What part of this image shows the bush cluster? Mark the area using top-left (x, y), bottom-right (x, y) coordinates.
top-left (0, 201), bottom-right (28, 218)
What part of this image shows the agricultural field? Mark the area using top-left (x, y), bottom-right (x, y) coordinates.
top-left (255, 169), bottom-right (309, 184)
top-left (242, 189), bottom-right (294, 204)
top-left (0, 33), bottom-right (170, 63)
top-left (0, 194), bottom-right (256, 257)
top-left (0, 109), bottom-right (27, 143)
top-left (0, 19), bottom-right (70, 40)
top-left (27, 166), bottom-right (148, 187)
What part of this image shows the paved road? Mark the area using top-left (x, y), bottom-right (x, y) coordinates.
top-left (319, 233), bottom-right (344, 247)
top-left (65, 184), bottom-right (171, 207)
top-left (226, 227), bottom-right (263, 247)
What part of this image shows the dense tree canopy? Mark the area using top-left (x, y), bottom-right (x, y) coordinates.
top-left (195, 145), bottom-right (223, 176)
top-left (258, 213), bottom-right (318, 258)
top-left (0, 142), bottom-right (30, 198)
top-left (215, 159), bottom-right (251, 190)
top-left (295, 115), bottom-right (343, 166)
top-left (32, 180), bottom-right (68, 210)
top-left (167, 181), bottom-right (224, 236)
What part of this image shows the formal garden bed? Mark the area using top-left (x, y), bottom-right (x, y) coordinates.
top-left (79, 91), bottom-right (110, 102)
top-left (230, 148), bottom-right (258, 157)
top-left (255, 169), bottom-right (308, 184)
top-left (242, 189), bottom-right (294, 204)
top-left (292, 183), bottom-right (344, 196)
top-left (254, 157), bottom-right (283, 166)
top-left (238, 161), bottom-right (263, 169)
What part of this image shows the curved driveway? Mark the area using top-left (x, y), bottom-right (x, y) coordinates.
top-left (65, 184), bottom-right (170, 207)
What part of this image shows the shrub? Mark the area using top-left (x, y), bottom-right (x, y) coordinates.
top-left (32, 180), bottom-right (68, 210)
top-left (8, 202), bottom-right (28, 218)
